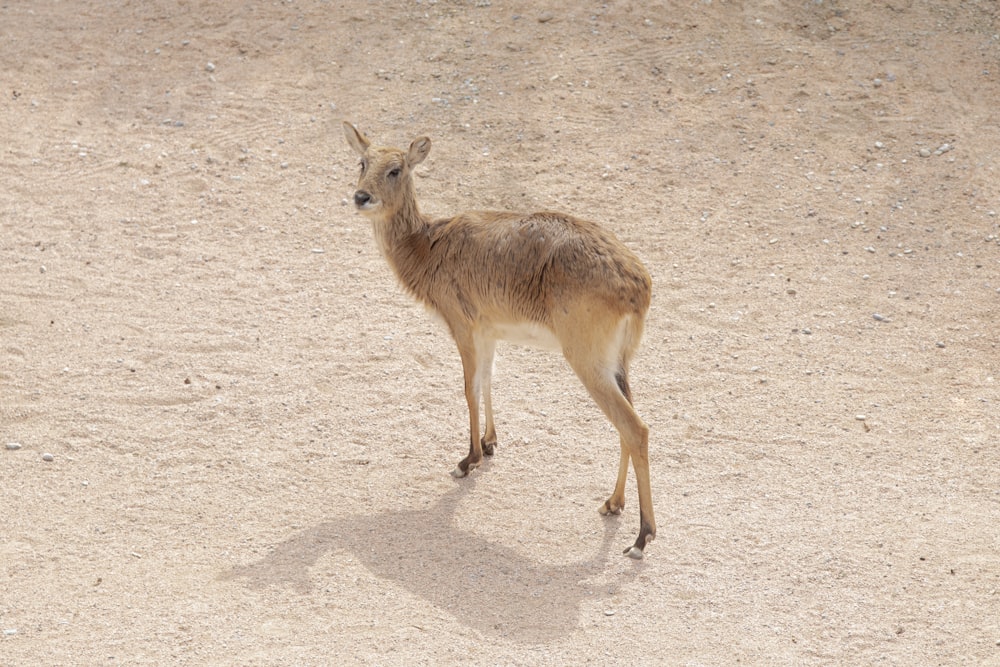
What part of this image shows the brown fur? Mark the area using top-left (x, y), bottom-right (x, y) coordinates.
top-left (344, 122), bottom-right (656, 557)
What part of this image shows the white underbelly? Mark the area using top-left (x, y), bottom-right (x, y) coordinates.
top-left (487, 321), bottom-right (562, 350)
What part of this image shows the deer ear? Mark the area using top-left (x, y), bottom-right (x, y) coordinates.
top-left (343, 121), bottom-right (370, 156)
top-left (407, 136), bottom-right (431, 167)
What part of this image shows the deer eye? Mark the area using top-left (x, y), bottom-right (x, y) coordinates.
top-left (387, 167), bottom-right (401, 179)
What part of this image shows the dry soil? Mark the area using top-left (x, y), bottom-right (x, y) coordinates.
top-left (2, 1), bottom-right (999, 665)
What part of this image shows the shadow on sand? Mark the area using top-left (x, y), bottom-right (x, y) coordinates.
top-left (224, 481), bottom-right (623, 643)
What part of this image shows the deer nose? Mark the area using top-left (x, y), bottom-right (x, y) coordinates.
top-left (353, 191), bottom-right (372, 208)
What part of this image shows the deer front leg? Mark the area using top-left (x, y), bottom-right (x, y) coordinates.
top-left (451, 335), bottom-right (486, 478)
top-left (479, 338), bottom-right (497, 456)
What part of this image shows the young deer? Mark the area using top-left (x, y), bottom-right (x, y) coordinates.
top-left (343, 122), bottom-right (655, 558)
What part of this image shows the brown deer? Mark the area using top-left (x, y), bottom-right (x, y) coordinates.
top-left (343, 122), bottom-right (655, 558)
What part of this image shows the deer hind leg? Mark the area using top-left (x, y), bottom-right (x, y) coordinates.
top-left (451, 332), bottom-right (493, 478)
top-left (561, 321), bottom-right (656, 558)
top-left (599, 368), bottom-right (636, 516)
top-left (614, 369), bottom-right (656, 559)
top-left (600, 434), bottom-right (631, 516)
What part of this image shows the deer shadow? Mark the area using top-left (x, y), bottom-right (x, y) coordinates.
top-left (223, 480), bottom-right (623, 643)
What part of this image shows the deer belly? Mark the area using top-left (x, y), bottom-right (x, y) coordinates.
top-left (489, 321), bottom-right (561, 350)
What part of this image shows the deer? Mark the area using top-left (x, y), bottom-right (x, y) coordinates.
top-left (343, 122), bottom-right (655, 558)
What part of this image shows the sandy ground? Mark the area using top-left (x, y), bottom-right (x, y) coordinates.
top-left (2, 1), bottom-right (999, 664)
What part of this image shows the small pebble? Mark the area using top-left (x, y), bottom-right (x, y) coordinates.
top-left (205, 62), bottom-right (216, 72)
top-left (604, 609), bottom-right (616, 616)
top-left (42, 453), bottom-right (54, 462)
top-left (918, 147), bottom-right (932, 158)
top-left (537, 11), bottom-right (554, 23)
top-left (856, 414), bottom-right (867, 421)
top-left (873, 313), bottom-right (888, 322)
top-left (3, 628), bottom-right (16, 636)
top-left (6, 442), bottom-right (22, 450)
top-left (936, 341), bottom-right (946, 348)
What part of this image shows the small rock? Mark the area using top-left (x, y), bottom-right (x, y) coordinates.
top-left (918, 148), bottom-right (932, 158)
top-left (41, 453), bottom-right (54, 462)
top-left (936, 341), bottom-right (946, 348)
top-left (604, 609), bottom-right (616, 616)
top-left (856, 415), bottom-right (867, 421)
top-left (3, 628), bottom-right (17, 636)
top-left (205, 62), bottom-right (216, 72)
top-left (873, 313), bottom-right (889, 322)
top-left (6, 442), bottom-right (22, 451)
top-left (537, 11), bottom-right (554, 23)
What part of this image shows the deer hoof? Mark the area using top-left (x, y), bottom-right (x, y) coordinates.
top-left (624, 545), bottom-right (644, 560)
top-left (599, 498), bottom-right (624, 516)
top-left (450, 466), bottom-right (467, 479)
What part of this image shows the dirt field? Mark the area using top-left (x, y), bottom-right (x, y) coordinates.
top-left (2, 1), bottom-right (999, 664)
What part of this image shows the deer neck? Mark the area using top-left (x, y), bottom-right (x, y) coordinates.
top-left (373, 187), bottom-right (430, 276)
